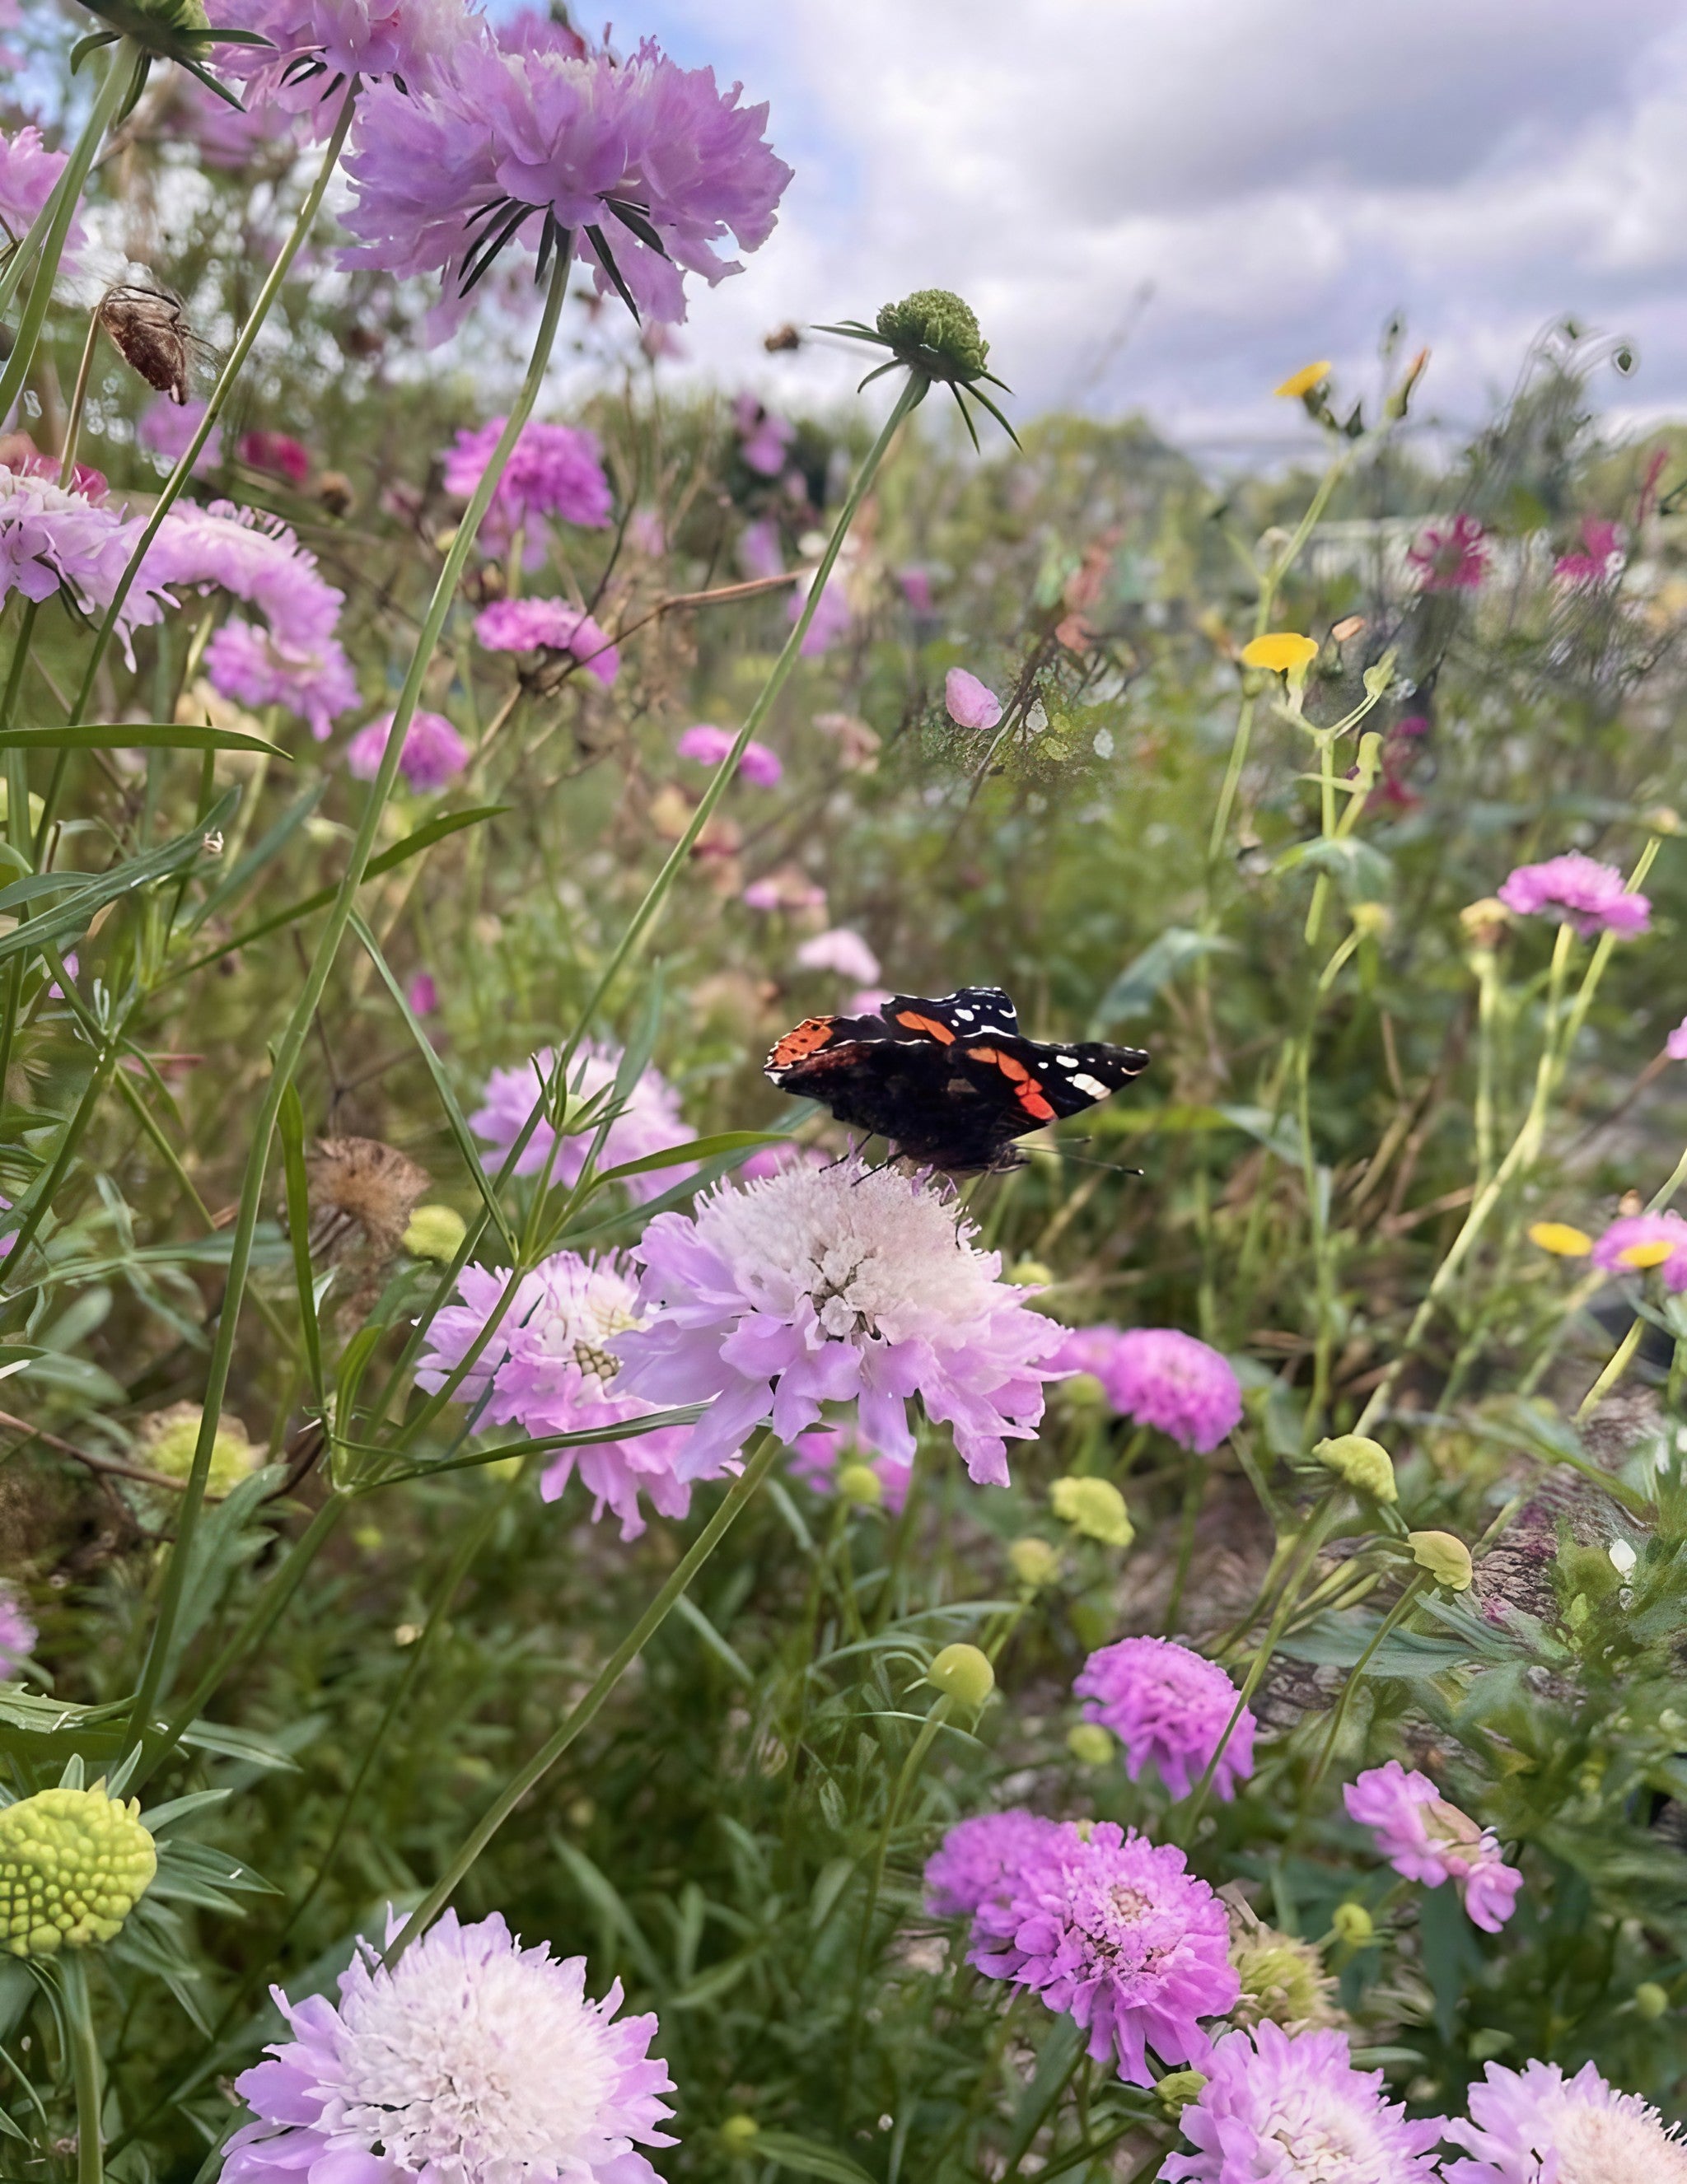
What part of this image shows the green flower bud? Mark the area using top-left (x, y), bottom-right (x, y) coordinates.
top-left (403, 1204), bottom-right (467, 1262)
top-left (135, 1402), bottom-right (259, 1498)
top-left (1313, 1434), bottom-right (1397, 1503)
top-left (1059, 1370), bottom-right (1108, 1408)
top-left (1330, 1901), bottom-right (1374, 1947)
top-left (928, 1642), bottom-right (994, 1709)
top-left (875, 289), bottom-right (989, 383)
top-left (1230, 1925), bottom-right (1341, 2032)
top-left (0, 1785), bottom-right (157, 1957)
top-left (1008, 1536), bottom-right (1062, 1589)
top-left (1409, 1529), bottom-right (1473, 1591)
top-left (719, 2116), bottom-right (760, 2155)
top-left (1066, 1722), bottom-right (1113, 1766)
top-left (1007, 1258), bottom-right (1054, 1287)
top-left (1050, 1474), bottom-right (1134, 1548)
top-left (837, 1462), bottom-right (883, 1508)
top-left (1636, 1981), bottom-right (1671, 2020)
top-left (1155, 2069), bottom-right (1208, 2115)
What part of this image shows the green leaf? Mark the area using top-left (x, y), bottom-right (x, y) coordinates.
top-left (592, 1130), bottom-right (786, 1188)
top-left (189, 779), bottom-right (326, 935)
top-left (278, 1085), bottom-right (325, 1407)
top-left (1089, 926), bottom-right (1236, 1029)
top-left (1274, 832), bottom-right (1392, 901)
top-left (752, 2135), bottom-right (876, 2184)
top-left (0, 721), bottom-right (287, 758)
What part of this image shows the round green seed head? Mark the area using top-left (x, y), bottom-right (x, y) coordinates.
top-left (1330, 1900), bottom-right (1374, 1947)
top-left (403, 1204), bottom-right (468, 1262)
top-left (1050, 1474), bottom-right (1134, 1548)
top-left (1008, 1536), bottom-right (1062, 1589)
top-left (1230, 1927), bottom-right (1341, 2032)
top-left (0, 1785), bottom-right (157, 1958)
top-left (1409, 1529), bottom-right (1474, 1591)
top-left (136, 1402), bottom-right (259, 1498)
top-left (837, 1462), bottom-right (883, 1508)
top-left (928, 1642), bottom-right (994, 1709)
top-left (1007, 1258), bottom-right (1054, 1288)
top-left (874, 290), bottom-right (990, 383)
top-left (1066, 1722), bottom-right (1114, 1766)
top-left (1636, 1981), bottom-right (1670, 2021)
top-left (1313, 1433), bottom-right (1397, 1503)
top-left (1155, 2070), bottom-right (1208, 2114)
top-left (719, 2116), bottom-right (760, 2155)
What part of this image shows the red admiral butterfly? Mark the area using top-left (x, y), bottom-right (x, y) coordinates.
top-left (764, 986), bottom-right (1149, 1175)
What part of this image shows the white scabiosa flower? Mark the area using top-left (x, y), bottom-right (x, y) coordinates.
top-left (1445, 2056), bottom-right (1687, 2183)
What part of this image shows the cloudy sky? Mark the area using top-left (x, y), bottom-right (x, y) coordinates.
top-left (554, 0), bottom-right (1687, 451)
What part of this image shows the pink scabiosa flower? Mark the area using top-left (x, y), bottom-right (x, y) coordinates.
top-left (1164, 2022), bottom-right (1448, 2184)
top-left (0, 464), bottom-right (167, 663)
top-left (1668, 1015), bottom-right (1687, 1062)
top-left (791, 572), bottom-right (851, 655)
top-left (612, 1156), bottom-right (1068, 1486)
top-left (173, 72), bottom-right (298, 169)
top-left (924, 1809), bottom-right (1060, 1920)
top-left (1554, 517), bottom-right (1624, 589)
top-left (1591, 1210), bottom-right (1687, 1291)
top-left (474, 596), bottom-right (619, 684)
top-left (0, 124), bottom-right (87, 278)
top-left (970, 1820), bottom-right (1237, 2085)
top-left (238, 430), bottom-right (311, 488)
top-left (738, 516), bottom-right (784, 581)
top-left (676, 723), bottom-right (782, 784)
top-left (415, 1250), bottom-right (721, 1538)
top-left (222, 1908), bottom-right (675, 2184)
top-left (900, 567), bottom-right (934, 614)
top-left (408, 971), bottom-right (438, 1017)
top-left (470, 1041), bottom-right (694, 1203)
top-left (1497, 852), bottom-right (1650, 938)
top-left (0, 1582), bottom-right (35, 1678)
top-left (795, 928), bottom-right (880, 985)
top-left (345, 708), bottom-right (467, 792)
top-left (734, 394), bottom-right (795, 478)
top-left (1344, 1762), bottom-right (1522, 1933)
top-left (946, 667), bottom-right (1003, 730)
top-left (1074, 1636), bottom-right (1255, 1803)
top-left (138, 396), bottom-right (222, 474)
top-left (340, 34), bottom-right (793, 338)
top-left (143, 502), bottom-right (357, 738)
top-left (787, 1424), bottom-right (909, 1514)
top-left (212, 0), bottom-right (478, 128)
top-left (1445, 2057), bottom-right (1687, 2184)
top-left (1053, 1325), bottom-right (1243, 1454)
top-left (442, 417), bottom-right (613, 533)
top-left (742, 868), bottom-right (825, 914)
top-left (1407, 511), bottom-right (1488, 592)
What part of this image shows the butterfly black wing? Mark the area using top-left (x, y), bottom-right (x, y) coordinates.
top-left (954, 1034), bottom-right (1151, 1133)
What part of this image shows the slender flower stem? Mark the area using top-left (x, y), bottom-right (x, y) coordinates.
top-left (59, 1954), bottom-right (104, 2184)
top-left (1577, 1316), bottom-right (1645, 1421)
top-left (386, 1429), bottom-right (781, 1964)
top-left (122, 253), bottom-right (574, 1759)
top-left (1307, 1570), bottom-right (1429, 1790)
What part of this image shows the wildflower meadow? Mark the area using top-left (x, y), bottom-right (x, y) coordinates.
top-left (5, 4), bottom-right (1687, 2180)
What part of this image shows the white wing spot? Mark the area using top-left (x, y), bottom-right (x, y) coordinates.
top-left (1056, 1053), bottom-right (1079, 1066)
top-left (1070, 1073), bottom-right (1110, 1099)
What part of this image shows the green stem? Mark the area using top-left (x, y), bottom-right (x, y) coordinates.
top-left (59, 1954), bottom-right (103, 2184)
top-left (1577, 1316), bottom-right (1644, 1421)
top-left (1307, 1570), bottom-right (1428, 1790)
top-left (121, 251), bottom-right (572, 1757)
top-left (386, 1429), bottom-right (781, 1963)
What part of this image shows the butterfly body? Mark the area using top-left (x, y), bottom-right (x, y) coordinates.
top-left (764, 986), bottom-right (1149, 1174)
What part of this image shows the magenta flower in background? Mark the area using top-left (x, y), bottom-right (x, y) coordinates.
top-left (734, 396), bottom-right (795, 478)
top-left (1666, 1015), bottom-right (1687, 1062)
top-left (341, 35), bottom-right (793, 336)
top-left (0, 1582), bottom-right (35, 1678)
top-left (923, 1809), bottom-right (1060, 1921)
top-left (1591, 1210), bottom-right (1687, 1291)
top-left (406, 971), bottom-right (438, 1017)
top-left (345, 708), bottom-right (468, 793)
top-left (1445, 2057), bottom-right (1687, 2183)
top-left (742, 868), bottom-right (825, 913)
top-left (212, 0), bottom-right (477, 125)
top-left (970, 1820), bottom-right (1237, 2085)
top-left (1074, 1636), bottom-right (1255, 1802)
top-left (792, 573), bottom-right (851, 655)
top-left (736, 1141), bottom-right (828, 1182)
top-left (613, 1156), bottom-right (1068, 1486)
top-left (46, 950), bottom-right (78, 1000)
top-left (0, 124), bottom-right (87, 276)
top-left (677, 724), bottom-right (783, 785)
top-left (1164, 2023), bottom-right (1448, 2184)
top-left (470, 1041), bottom-right (694, 1203)
top-left (1052, 1325), bottom-right (1243, 1453)
top-left (496, 6), bottom-right (588, 58)
top-left (1497, 851), bottom-right (1650, 937)
top-left (415, 1250), bottom-right (722, 1538)
top-left (222, 1908), bottom-right (675, 2184)
top-left (0, 464), bottom-right (168, 663)
top-left (238, 430), bottom-right (311, 488)
top-left (738, 516), bottom-right (784, 581)
top-left (848, 985), bottom-right (892, 1015)
top-left (474, 596), bottom-right (619, 684)
top-left (795, 928), bottom-right (880, 985)
top-left (900, 567), bottom-right (934, 614)
top-left (787, 1425), bottom-right (910, 1514)
top-left (1554, 516), bottom-right (1624, 588)
top-left (1407, 511), bottom-right (1488, 592)
top-left (138, 396), bottom-right (222, 474)
top-left (946, 667), bottom-right (1003, 730)
top-left (442, 417), bottom-right (614, 531)
top-left (1344, 1761), bottom-right (1522, 1933)
top-left (174, 72), bottom-right (297, 168)
top-left (204, 621), bottom-right (360, 739)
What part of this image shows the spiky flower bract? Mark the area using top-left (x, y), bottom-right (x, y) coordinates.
top-left (1073, 1637), bottom-right (1255, 1802)
top-left (816, 287), bottom-right (1016, 448)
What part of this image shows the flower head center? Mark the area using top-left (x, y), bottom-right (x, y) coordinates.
top-left (1556, 2104), bottom-right (1687, 2184)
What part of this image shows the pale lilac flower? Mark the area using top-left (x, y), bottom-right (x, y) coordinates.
top-left (970, 1820), bottom-right (1237, 2085)
top-left (738, 516), bottom-right (783, 581)
top-left (174, 72), bottom-right (298, 169)
top-left (442, 417), bottom-right (613, 532)
top-left (1445, 2057), bottom-right (1687, 2184)
top-left (1074, 1637), bottom-right (1255, 1803)
top-left (345, 708), bottom-right (468, 792)
top-left (1052, 1325), bottom-right (1242, 1454)
top-left (792, 573), bottom-right (850, 655)
top-left (1408, 511), bottom-right (1488, 592)
top-left (474, 596), bottom-right (619, 684)
top-left (0, 124), bottom-right (87, 277)
top-left (848, 986), bottom-right (891, 1015)
top-left (1554, 517), bottom-right (1624, 589)
top-left (212, 0), bottom-right (477, 127)
top-left (1668, 1015), bottom-right (1687, 1062)
top-left (0, 1582), bottom-right (35, 1678)
top-left (1591, 1210), bottom-right (1687, 1291)
top-left (946, 667), bottom-right (1002, 730)
top-left (628, 509), bottom-right (666, 556)
top-left (1497, 852), bottom-right (1650, 937)
top-left (470, 1041), bottom-right (694, 1202)
top-left (137, 396), bottom-right (222, 475)
top-left (900, 567), bottom-right (933, 614)
top-left (497, 7), bottom-right (588, 59)
top-left (408, 972), bottom-right (438, 1016)
top-left (416, 1250), bottom-right (723, 1538)
top-left (787, 1424), bottom-right (909, 1514)
top-left (1344, 1762), bottom-right (1522, 1933)
top-left (47, 950), bottom-right (78, 1000)
top-left (612, 1156), bottom-right (1068, 1485)
top-left (677, 724), bottom-right (782, 785)
top-left (735, 396), bottom-right (794, 478)
top-left (143, 502), bottom-right (357, 737)
top-left (737, 1141), bottom-right (827, 1182)
top-left (923, 1809), bottom-right (1059, 1920)
top-left (222, 1908), bottom-right (675, 2184)
top-left (742, 868), bottom-right (825, 913)
top-left (341, 37), bottom-right (793, 336)
top-left (0, 465), bottom-right (167, 663)
top-left (1165, 2022), bottom-right (1448, 2184)
top-left (795, 928), bottom-right (880, 985)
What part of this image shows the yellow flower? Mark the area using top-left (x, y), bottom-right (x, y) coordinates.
top-left (1241, 632), bottom-right (1320, 676)
top-left (1528, 1221), bottom-right (1593, 1258)
top-left (1275, 360), bottom-right (1332, 399)
top-left (1409, 1529), bottom-right (1473, 1591)
top-left (1619, 1240), bottom-right (1675, 1270)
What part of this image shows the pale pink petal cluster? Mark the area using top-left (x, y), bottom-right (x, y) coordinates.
top-left (1344, 1761), bottom-right (1522, 1932)
top-left (0, 1582), bottom-right (35, 1678)
top-left (470, 1041), bottom-right (694, 1203)
top-left (1667, 1015), bottom-right (1687, 1062)
top-left (1445, 2057), bottom-right (1687, 2183)
top-left (0, 124), bottom-right (87, 276)
top-left (1497, 852), bottom-right (1650, 937)
top-left (137, 396), bottom-right (222, 475)
top-left (792, 573), bottom-right (851, 655)
top-left (1051, 1324), bottom-right (1243, 1453)
top-left (1074, 1637), bottom-right (1255, 1802)
top-left (345, 708), bottom-right (468, 792)
top-left (1554, 517), bottom-right (1624, 589)
top-left (212, 0), bottom-right (478, 128)
top-left (923, 1809), bottom-right (1060, 1920)
top-left (946, 667), bottom-right (1003, 730)
top-left (1408, 511), bottom-right (1488, 592)
top-left (676, 724), bottom-right (782, 784)
top-left (474, 596), bottom-right (619, 684)
top-left (442, 416), bottom-right (613, 541)
top-left (795, 927), bottom-right (880, 986)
